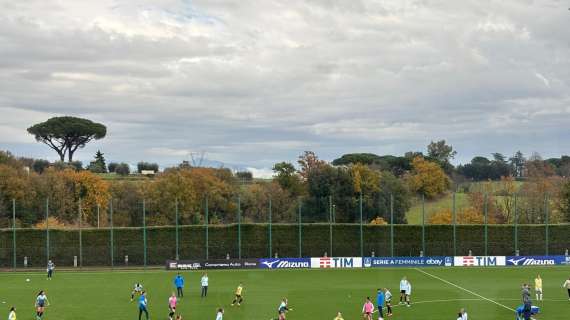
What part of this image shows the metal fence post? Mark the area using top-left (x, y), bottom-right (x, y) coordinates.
top-left (79, 198), bottom-right (83, 268)
top-left (544, 194), bottom-right (550, 255)
top-left (175, 198), bottom-right (179, 260)
top-left (452, 192), bottom-right (456, 256)
top-left (238, 195), bottom-right (241, 259)
top-left (359, 192), bottom-right (363, 258)
top-left (205, 195), bottom-right (209, 260)
top-left (46, 198), bottom-right (50, 263)
top-left (97, 203), bottom-right (100, 228)
top-left (12, 199), bottom-right (16, 270)
top-left (390, 194), bottom-right (394, 257)
top-left (484, 194), bottom-right (488, 257)
top-left (421, 194), bottom-right (426, 255)
top-left (143, 199), bottom-right (147, 268)
top-left (268, 198), bottom-right (272, 258)
top-left (514, 194), bottom-right (518, 255)
top-left (329, 196), bottom-right (333, 257)
top-left (110, 199), bottom-right (114, 268)
top-left (298, 199), bottom-right (302, 258)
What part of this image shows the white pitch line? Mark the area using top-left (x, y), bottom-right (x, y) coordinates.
top-left (414, 268), bottom-right (515, 312)
top-left (391, 298), bottom-right (484, 308)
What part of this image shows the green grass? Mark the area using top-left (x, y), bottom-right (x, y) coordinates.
top-left (1, 267), bottom-right (568, 319)
top-left (406, 193), bottom-right (469, 224)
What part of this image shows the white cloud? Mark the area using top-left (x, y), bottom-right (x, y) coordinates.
top-left (0, 0), bottom-right (569, 168)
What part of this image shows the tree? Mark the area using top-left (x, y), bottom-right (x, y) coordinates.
top-left (332, 153), bottom-right (382, 166)
top-left (114, 163), bottom-right (130, 176)
top-left (27, 116), bottom-right (106, 162)
top-left (137, 162), bottom-right (159, 173)
top-left (427, 139), bottom-right (457, 172)
top-left (236, 171), bottom-right (253, 183)
top-left (297, 151), bottom-right (326, 180)
top-left (272, 162), bottom-right (304, 196)
top-left (32, 159), bottom-right (50, 173)
top-left (108, 162), bottom-right (118, 173)
top-left (87, 150), bottom-right (107, 173)
top-left (509, 151), bottom-right (525, 178)
top-left (559, 180), bottom-right (570, 222)
top-left (406, 156), bottom-right (450, 199)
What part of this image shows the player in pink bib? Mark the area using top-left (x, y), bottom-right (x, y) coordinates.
top-left (168, 292), bottom-right (177, 320)
top-left (362, 297), bottom-right (374, 320)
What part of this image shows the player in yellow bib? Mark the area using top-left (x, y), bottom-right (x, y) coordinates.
top-left (231, 283), bottom-right (244, 306)
top-left (8, 307), bottom-right (16, 320)
top-left (534, 274), bottom-right (543, 301)
top-left (333, 311), bottom-right (344, 320)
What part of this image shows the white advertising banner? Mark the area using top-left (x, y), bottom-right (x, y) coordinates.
top-left (310, 257), bottom-right (363, 269)
top-left (453, 256), bottom-right (506, 267)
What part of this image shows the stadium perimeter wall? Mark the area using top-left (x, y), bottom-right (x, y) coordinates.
top-left (0, 224), bottom-right (569, 267)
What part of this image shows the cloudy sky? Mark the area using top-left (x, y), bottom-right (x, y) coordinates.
top-left (1, 0), bottom-right (569, 176)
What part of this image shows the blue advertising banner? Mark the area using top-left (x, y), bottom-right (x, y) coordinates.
top-left (363, 256), bottom-right (453, 268)
top-left (259, 258), bottom-right (311, 269)
top-left (506, 256), bottom-right (568, 266)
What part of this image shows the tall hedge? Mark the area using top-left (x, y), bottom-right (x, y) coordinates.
top-left (1, 224), bottom-right (569, 267)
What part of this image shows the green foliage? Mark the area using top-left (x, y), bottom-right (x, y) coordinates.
top-left (137, 162), bottom-right (159, 173)
top-left (27, 116), bottom-right (106, 162)
top-left (558, 180), bottom-right (570, 222)
top-left (235, 171), bottom-right (253, 182)
top-left (427, 139), bottom-right (456, 172)
top-left (32, 159), bottom-right (50, 173)
top-left (457, 154), bottom-right (510, 181)
top-left (333, 153), bottom-right (412, 176)
top-left (87, 150), bottom-right (107, 173)
top-left (272, 162), bottom-right (303, 196)
top-left (115, 163), bottom-right (130, 176)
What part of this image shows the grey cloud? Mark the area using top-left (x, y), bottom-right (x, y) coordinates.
top-left (1, 0), bottom-right (569, 172)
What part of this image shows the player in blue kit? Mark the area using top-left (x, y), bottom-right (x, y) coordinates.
top-left (515, 304), bottom-right (539, 320)
top-left (138, 291), bottom-right (149, 320)
top-left (376, 289), bottom-right (385, 319)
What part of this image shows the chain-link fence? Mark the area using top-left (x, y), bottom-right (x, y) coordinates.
top-left (0, 193), bottom-right (569, 268)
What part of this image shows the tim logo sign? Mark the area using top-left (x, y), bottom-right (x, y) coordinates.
top-left (453, 256), bottom-right (506, 267)
top-left (310, 257), bottom-right (362, 269)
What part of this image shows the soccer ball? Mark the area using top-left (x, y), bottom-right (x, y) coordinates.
top-left (26, 278), bottom-right (30, 282)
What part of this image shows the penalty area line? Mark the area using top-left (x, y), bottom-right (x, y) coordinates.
top-left (414, 268), bottom-right (514, 312)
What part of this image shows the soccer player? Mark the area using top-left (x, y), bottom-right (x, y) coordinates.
top-left (362, 297), bottom-right (374, 320)
top-left (8, 307), bottom-right (16, 320)
top-left (384, 288), bottom-right (393, 316)
top-left (168, 292), bottom-right (177, 320)
top-left (174, 273), bottom-right (185, 298)
top-left (460, 308), bottom-right (468, 320)
top-left (131, 283), bottom-right (144, 302)
top-left (272, 298), bottom-right (292, 319)
top-left (333, 311), bottom-right (344, 320)
top-left (35, 290), bottom-right (49, 320)
top-left (534, 275), bottom-right (543, 301)
top-left (46, 260), bottom-right (55, 280)
top-left (376, 289), bottom-right (385, 320)
top-left (138, 291), bottom-right (149, 320)
top-left (404, 279), bottom-right (412, 307)
top-left (456, 312), bottom-right (462, 320)
top-left (515, 304), bottom-right (540, 320)
top-left (231, 283), bottom-right (244, 306)
top-left (215, 308), bottom-right (224, 320)
top-left (562, 277), bottom-right (570, 301)
top-left (399, 277), bottom-right (409, 305)
top-left (201, 273), bottom-right (209, 298)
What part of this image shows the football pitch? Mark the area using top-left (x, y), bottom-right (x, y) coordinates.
top-left (0, 267), bottom-right (568, 320)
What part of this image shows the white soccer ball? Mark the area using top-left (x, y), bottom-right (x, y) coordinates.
top-left (26, 278), bottom-right (30, 282)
